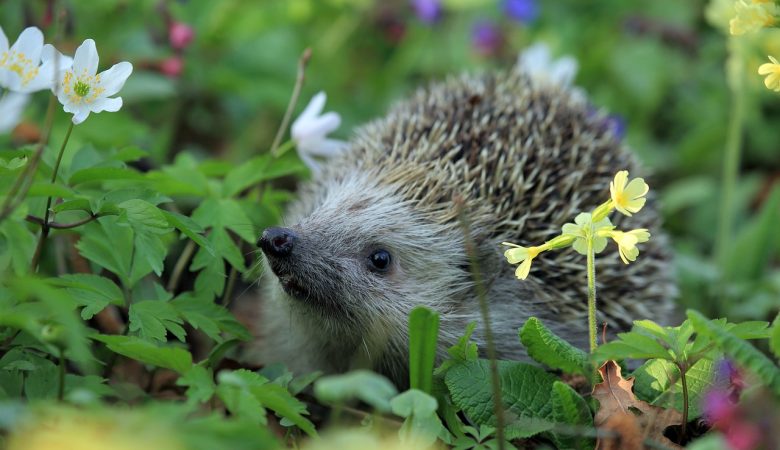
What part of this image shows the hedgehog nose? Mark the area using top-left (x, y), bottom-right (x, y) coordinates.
top-left (258, 227), bottom-right (297, 258)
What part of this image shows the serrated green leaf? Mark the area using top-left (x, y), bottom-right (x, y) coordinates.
top-left (192, 246), bottom-right (226, 299)
top-left (771, 313), bottom-right (780, 360)
top-left (445, 359), bottom-right (557, 439)
top-left (550, 381), bottom-right (594, 450)
top-left (250, 382), bottom-right (316, 437)
top-left (519, 317), bottom-right (590, 376)
top-left (0, 219), bottom-right (36, 275)
top-left (92, 334), bottom-right (192, 373)
top-left (171, 293), bottom-right (251, 342)
top-left (131, 232), bottom-right (167, 283)
top-left (76, 218), bottom-right (133, 286)
top-left (129, 300), bottom-right (187, 343)
top-left (192, 198), bottom-right (255, 243)
top-left (178, 364), bottom-right (216, 404)
top-left (435, 322), bottom-right (478, 376)
top-left (314, 370), bottom-right (398, 412)
top-left (409, 306), bottom-right (440, 394)
top-left (53, 199), bottom-right (91, 213)
top-left (52, 274), bottom-right (125, 319)
top-left (687, 310), bottom-right (780, 396)
top-left (632, 357), bottom-right (715, 418)
top-left (69, 167), bottom-right (144, 185)
top-left (222, 152), bottom-right (306, 197)
top-left (118, 199), bottom-right (172, 234)
top-left (162, 210), bottom-right (215, 255)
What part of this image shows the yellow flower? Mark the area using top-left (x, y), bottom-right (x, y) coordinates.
top-left (730, 0), bottom-right (777, 35)
top-left (758, 55), bottom-right (780, 91)
top-left (503, 243), bottom-right (546, 280)
top-left (601, 229), bottom-right (650, 264)
top-left (609, 170), bottom-right (649, 217)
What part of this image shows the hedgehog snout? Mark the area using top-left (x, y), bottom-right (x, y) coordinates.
top-left (258, 227), bottom-right (298, 258)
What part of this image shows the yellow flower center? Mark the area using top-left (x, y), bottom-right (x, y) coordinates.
top-left (0, 50), bottom-right (39, 86)
top-left (62, 70), bottom-right (104, 104)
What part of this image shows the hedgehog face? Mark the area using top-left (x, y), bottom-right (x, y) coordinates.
top-left (258, 172), bottom-right (471, 336)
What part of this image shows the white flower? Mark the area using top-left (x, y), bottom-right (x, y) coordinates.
top-left (0, 26), bottom-right (71, 93)
top-left (0, 91), bottom-right (29, 133)
top-left (55, 39), bottom-right (132, 125)
top-left (291, 91), bottom-right (348, 174)
top-left (517, 42), bottom-right (579, 88)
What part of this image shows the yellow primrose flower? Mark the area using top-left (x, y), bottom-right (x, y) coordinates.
top-left (561, 212), bottom-right (613, 256)
top-left (758, 55), bottom-right (780, 91)
top-left (503, 242), bottom-right (546, 280)
top-left (609, 170), bottom-right (649, 217)
top-left (600, 229), bottom-right (650, 264)
top-left (730, 0), bottom-right (777, 35)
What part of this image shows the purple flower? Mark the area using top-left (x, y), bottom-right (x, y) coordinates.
top-left (411, 0), bottom-right (441, 24)
top-left (604, 114), bottom-right (626, 140)
top-left (703, 390), bottom-right (736, 425)
top-left (503, 0), bottom-right (538, 23)
top-left (471, 21), bottom-right (502, 56)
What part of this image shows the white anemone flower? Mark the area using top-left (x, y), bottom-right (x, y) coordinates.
top-left (0, 91), bottom-right (30, 133)
top-left (55, 39), bottom-right (132, 125)
top-left (517, 42), bottom-right (579, 88)
top-left (0, 26), bottom-right (71, 93)
top-left (291, 91), bottom-right (348, 174)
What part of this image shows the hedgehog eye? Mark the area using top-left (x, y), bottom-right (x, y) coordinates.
top-left (368, 249), bottom-right (392, 273)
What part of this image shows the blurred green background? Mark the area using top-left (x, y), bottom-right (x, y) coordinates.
top-left (1, 0), bottom-right (778, 322)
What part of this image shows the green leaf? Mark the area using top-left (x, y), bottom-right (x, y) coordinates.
top-left (162, 210), bottom-right (215, 255)
top-left (216, 370), bottom-right (269, 425)
top-left (409, 306), bottom-right (440, 394)
top-left (0, 219), bottom-right (36, 276)
top-left (27, 182), bottom-right (76, 198)
top-left (178, 364), bottom-right (216, 404)
top-left (222, 153), bottom-right (306, 197)
top-left (550, 381), bottom-right (594, 450)
top-left (593, 330), bottom-right (672, 362)
top-left (53, 199), bottom-right (91, 213)
top-left (632, 357), bottom-right (715, 418)
top-left (519, 317), bottom-right (590, 376)
top-left (69, 166), bottom-right (144, 185)
top-left (192, 198), bottom-right (255, 243)
top-left (445, 359), bottom-right (557, 439)
top-left (391, 389), bottom-right (450, 447)
top-left (171, 293), bottom-right (251, 342)
top-left (250, 382), bottom-right (316, 437)
top-left (76, 218), bottom-right (133, 286)
top-left (314, 370), bottom-right (398, 412)
top-left (771, 313), bottom-right (780, 361)
top-left (687, 310), bottom-right (780, 396)
top-left (113, 146), bottom-right (148, 162)
top-left (52, 274), bottom-right (125, 319)
top-left (118, 199), bottom-right (172, 235)
top-left (131, 231), bottom-right (167, 282)
top-left (435, 322), bottom-right (478, 376)
top-left (129, 300), bottom-right (187, 343)
top-left (93, 334), bottom-right (192, 374)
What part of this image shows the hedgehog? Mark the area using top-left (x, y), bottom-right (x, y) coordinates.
top-left (251, 67), bottom-right (675, 387)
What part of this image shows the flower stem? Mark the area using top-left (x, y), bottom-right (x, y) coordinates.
top-left (715, 39), bottom-right (745, 312)
top-left (58, 348), bottom-right (66, 401)
top-left (270, 48), bottom-right (311, 156)
top-left (31, 121), bottom-right (75, 272)
top-left (587, 235), bottom-right (597, 353)
top-left (678, 363), bottom-right (689, 438)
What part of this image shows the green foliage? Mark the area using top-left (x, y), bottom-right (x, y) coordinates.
top-left (313, 370), bottom-right (398, 413)
top-left (550, 381), bottom-right (594, 450)
top-left (688, 310), bottom-right (780, 396)
top-left (519, 317), bottom-right (590, 377)
top-left (390, 389), bottom-right (451, 446)
top-left (408, 305), bottom-right (440, 394)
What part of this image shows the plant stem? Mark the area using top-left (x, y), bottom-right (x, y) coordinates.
top-left (31, 121), bottom-right (75, 272)
top-left (714, 39), bottom-right (745, 313)
top-left (0, 95), bottom-right (57, 224)
top-left (270, 48), bottom-right (312, 156)
top-left (456, 198), bottom-right (505, 450)
top-left (167, 239), bottom-right (197, 292)
top-left (586, 236), bottom-right (597, 353)
top-left (678, 363), bottom-right (689, 437)
top-left (25, 213), bottom-right (100, 229)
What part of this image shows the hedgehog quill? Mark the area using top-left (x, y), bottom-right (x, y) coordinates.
top-left (251, 67), bottom-right (675, 387)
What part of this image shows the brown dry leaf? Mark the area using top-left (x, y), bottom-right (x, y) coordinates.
top-left (592, 360), bottom-right (683, 450)
top-left (599, 412), bottom-right (643, 450)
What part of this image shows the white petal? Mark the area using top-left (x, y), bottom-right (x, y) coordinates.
top-left (73, 39), bottom-right (98, 76)
top-left (518, 43), bottom-right (551, 74)
top-left (10, 27), bottom-right (44, 63)
top-left (305, 138), bottom-right (348, 157)
top-left (0, 69), bottom-right (20, 91)
top-left (0, 26), bottom-right (9, 52)
top-left (297, 149), bottom-right (321, 174)
top-left (96, 61), bottom-right (132, 97)
top-left (41, 44), bottom-right (74, 71)
top-left (299, 91), bottom-right (327, 121)
top-left (71, 107), bottom-right (91, 125)
top-left (0, 91), bottom-right (29, 133)
top-left (298, 111), bottom-right (341, 141)
top-left (90, 96), bottom-right (123, 113)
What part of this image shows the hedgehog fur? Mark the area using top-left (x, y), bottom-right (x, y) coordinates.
top-left (251, 67), bottom-right (676, 387)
